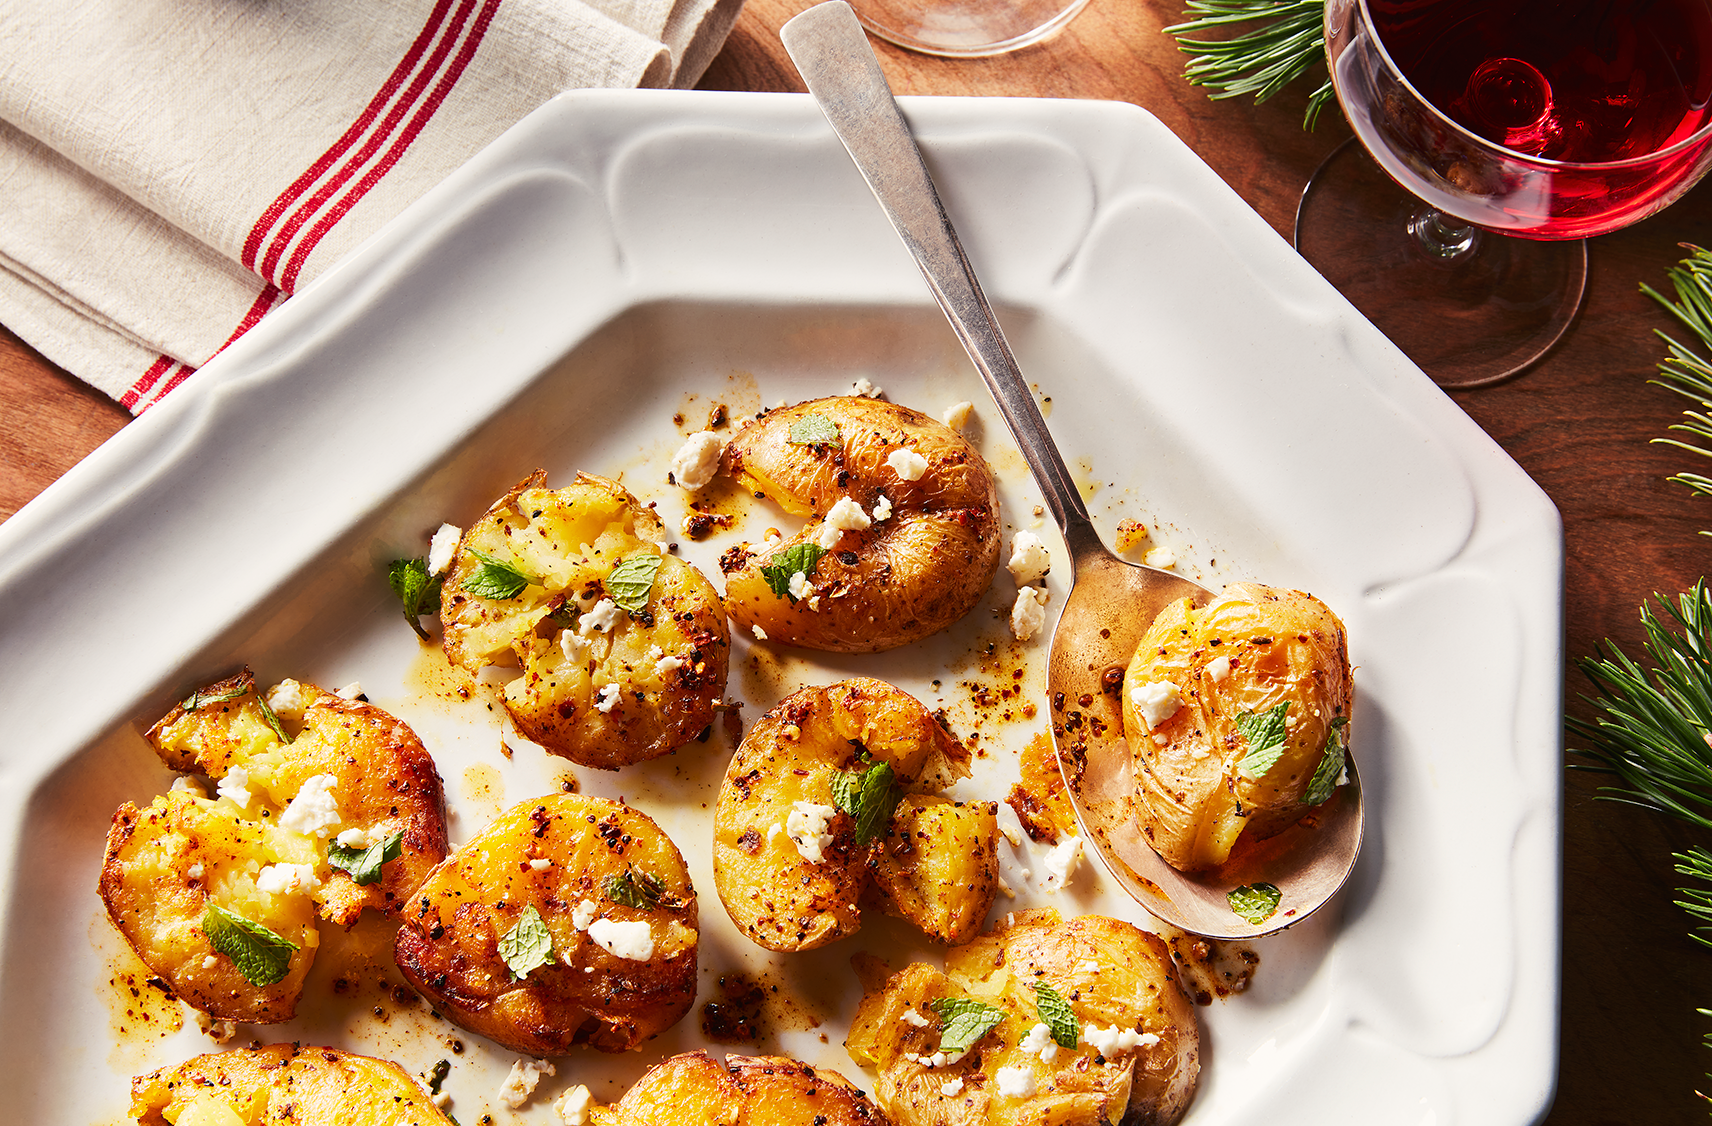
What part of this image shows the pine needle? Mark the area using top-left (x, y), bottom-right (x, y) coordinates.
top-left (1641, 246), bottom-right (1712, 517)
top-left (1166, 0), bottom-right (1336, 129)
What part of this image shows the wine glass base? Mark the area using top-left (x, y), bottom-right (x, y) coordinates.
top-left (848, 0), bottom-right (1090, 57)
top-left (1294, 139), bottom-right (1588, 390)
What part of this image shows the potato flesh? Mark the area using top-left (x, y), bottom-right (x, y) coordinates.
top-left (130, 1044), bottom-right (452, 1126)
top-left (847, 909), bottom-right (1199, 1126)
top-left (719, 398), bottom-right (1001, 653)
top-left (869, 796), bottom-right (999, 945)
top-left (592, 1051), bottom-right (887, 1126)
top-left (1124, 583), bottom-right (1353, 872)
top-left (440, 471), bottom-right (728, 770)
top-left (394, 793), bottom-right (698, 1055)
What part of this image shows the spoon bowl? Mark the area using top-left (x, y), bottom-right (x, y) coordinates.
top-left (781, 0), bottom-right (1364, 939)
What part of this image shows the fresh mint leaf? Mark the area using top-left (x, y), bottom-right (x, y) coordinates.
top-left (327, 829), bottom-right (404, 886)
top-left (831, 758), bottom-right (897, 846)
top-left (1033, 980), bottom-right (1078, 1049)
top-left (1228, 882), bottom-right (1283, 925)
top-left (928, 996), bottom-right (1006, 1055)
top-left (462, 548), bottom-right (537, 601)
top-left (606, 551), bottom-right (663, 614)
top-left (202, 902), bottom-right (299, 987)
top-left (1302, 723), bottom-right (1347, 806)
top-left (604, 869), bottom-right (665, 909)
top-left (759, 543), bottom-right (826, 602)
top-left (498, 905), bottom-right (556, 980)
top-left (1236, 701), bottom-right (1290, 778)
top-left (787, 413), bottom-right (841, 446)
top-left (388, 557), bottom-right (442, 641)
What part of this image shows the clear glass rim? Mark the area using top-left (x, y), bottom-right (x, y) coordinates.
top-left (853, 0), bottom-right (1090, 58)
top-left (1350, 0), bottom-right (1712, 172)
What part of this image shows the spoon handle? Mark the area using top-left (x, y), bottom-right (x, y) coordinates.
top-left (780, 1), bottom-right (1103, 564)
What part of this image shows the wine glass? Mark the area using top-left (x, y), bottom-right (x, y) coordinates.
top-left (846, 0), bottom-right (1090, 57)
top-left (1296, 0), bottom-right (1712, 388)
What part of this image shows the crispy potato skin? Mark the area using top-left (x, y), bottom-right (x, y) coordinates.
top-left (847, 910), bottom-right (1199, 1126)
top-left (711, 678), bottom-right (985, 952)
top-left (592, 1051), bottom-right (890, 1126)
top-left (1005, 731), bottom-right (1079, 846)
top-left (130, 1044), bottom-right (452, 1126)
top-left (718, 398), bottom-right (1001, 652)
top-left (394, 794), bottom-right (698, 1055)
top-left (1123, 583), bottom-right (1353, 872)
top-left (147, 669), bottom-right (449, 924)
top-left (868, 796), bottom-right (999, 946)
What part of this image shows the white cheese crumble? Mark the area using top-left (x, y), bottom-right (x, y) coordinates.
top-left (1082, 1024), bottom-right (1159, 1056)
top-left (942, 401), bottom-right (974, 431)
top-left (1074, 959), bottom-right (1100, 973)
top-left (671, 431), bottom-right (726, 491)
top-left (995, 1066), bottom-right (1036, 1098)
top-left (1206, 655), bottom-right (1232, 682)
top-left (786, 801), bottom-right (838, 863)
top-left (195, 1009), bottom-right (237, 1043)
top-left (871, 494), bottom-right (893, 522)
top-left (1041, 835), bottom-right (1083, 891)
top-left (1007, 530), bottom-right (1051, 586)
top-left (1129, 681), bottom-right (1182, 729)
top-left (427, 523), bottom-right (462, 575)
top-left (266, 679), bottom-right (307, 724)
top-left (1010, 585), bottom-right (1049, 641)
top-left (588, 917), bottom-right (655, 961)
top-left (1145, 545), bottom-right (1177, 569)
top-left (595, 684), bottom-right (621, 714)
top-left (849, 377), bottom-right (884, 398)
top-left (906, 1048), bottom-right (972, 1069)
top-left (554, 1084), bottom-right (594, 1126)
top-left (655, 653), bottom-right (686, 677)
top-left (578, 598), bottom-right (623, 636)
top-left (335, 827), bottom-right (373, 850)
top-left (788, 571), bottom-right (812, 601)
top-left (335, 681), bottom-right (364, 700)
top-left (187, 863), bottom-right (204, 880)
top-left (1019, 1022), bottom-right (1060, 1063)
top-left (170, 775), bottom-right (206, 798)
top-left (255, 862), bottom-right (320, 895)
top-left (497, 1058), bottom-right (555, 1109)
top-left (559, 629), bottom-right (590, 664)
top-left (886, 448), bottom-right (928, 481)
top-left (572, 899), bottom-right (598, 931)
top-left (753, 624), bottom-right (768, 641)
top-left (530, 858), bottom-right (552, 871)
top-left (815, 496), bottom-right (872, 549)
top-left (940, 1078), bottom-right (966, 1097)
top-left (899, 1007), bottom-right (931, 1028)
top-left (278, 774), bottom-right (341, 838)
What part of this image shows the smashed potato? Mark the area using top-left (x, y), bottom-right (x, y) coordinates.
top-left (129, 1044), bottom-right (452, 1125)
top-left (394, 793), bottom-right (698, 1055)
top-left (718, 397), bottom-right (1001, 652)
top-left (591, 1050), bottom-right (889, 1126)
top-left (440, 471), bottom-right (729, 770)
top-left (712, 678), bottom-right (996, 951)
top-left (101, 670), bottom-right (447, 1022)
top-left (1123, 583), bottom-right (1352, 872)
top-left (847, 909), bottom-right (1199, 1126)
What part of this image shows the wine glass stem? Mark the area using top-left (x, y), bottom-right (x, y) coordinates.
top-left (1408, 207), bottom-right (1479, 260)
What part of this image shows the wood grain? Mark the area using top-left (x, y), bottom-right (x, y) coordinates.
top-left (5, 0), bottom-right (1711, 1118)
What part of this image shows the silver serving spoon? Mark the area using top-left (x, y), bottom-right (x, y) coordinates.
top-left (781, 0), bottom-right (1363, 939)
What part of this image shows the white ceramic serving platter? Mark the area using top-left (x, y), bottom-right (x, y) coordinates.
top-left (0, 90), bottom-right (1562, 1126)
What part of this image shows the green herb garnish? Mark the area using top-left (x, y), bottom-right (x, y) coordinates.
top-left (1302, 720), bottom-right (1347, 806)
top-left (202, 902), bottom-right (299, 987)
top-left (387, 557), bottom-right (443, 641)
top-left (928, 996), bottom-right (1006, 1055)
top-left (1236, 702), bottom-right (1290, 778)
top-left (1033, 981), bottom-right (1079, 1049)
top-left (182, 685), bottom-right (249, 712)
top-left (831, 757), bottom-right (898, 845)
top-left (1228, 882), bottom-right (1283, 925)
top-left (606, 551), bottom-right (663, 614)
top-left (760, 543), bottom-right (826, 602)
top-left (498, 905), bottom-right (556, 980)
top-left (462, 548), bottom-right (538, 601)
top-left (1166, 0), bottom-right (1335, 129)
top-left (255, 692), bottom-right (292, 746)
top-left (787, 413), bottom-right (841, 446)
top-left (327, 829), bottom-right (404, 886)
top-left (604, 869), bottom-right (665, 909)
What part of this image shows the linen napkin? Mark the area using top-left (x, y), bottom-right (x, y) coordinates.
top-left (0, 0), bottom-right (744, 413)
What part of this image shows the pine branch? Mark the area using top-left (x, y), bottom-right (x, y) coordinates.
top-left (1166, 0), bottom-right (1336, 129)
top-left (1641, 246), bottom-right (1712, 519)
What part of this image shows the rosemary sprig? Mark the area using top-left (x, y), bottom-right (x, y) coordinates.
top-left (1165, 0), bottom-right (1335, 129)
top-left (1641, 245), bottom-right (1712, 517)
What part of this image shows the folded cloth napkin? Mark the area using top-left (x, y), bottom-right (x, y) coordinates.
top-left (0, 0), bottom-right (743, 412)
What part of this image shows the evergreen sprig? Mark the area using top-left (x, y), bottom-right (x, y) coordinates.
top-left (1165, 0), bottom-right (1335, 129)
top-left (1641, 245), bottom-right (1712, 517)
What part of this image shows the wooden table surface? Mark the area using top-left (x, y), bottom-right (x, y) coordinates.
top-left (5, 1), bottom-right (1710, 1121)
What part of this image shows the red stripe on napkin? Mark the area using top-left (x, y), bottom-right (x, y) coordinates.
top-left (124, 284), bottom-right (283, 413)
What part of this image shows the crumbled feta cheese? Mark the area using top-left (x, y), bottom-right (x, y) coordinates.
top-left (1007, 531), bottom-right (1051, 586)
top-left (671, 431), bottom-right (726, 491)
top-left (788, 571), bottom-right (812, 601)
top-left (588, 917), bottom-right (655, 961)
top-left (559, 629), bottom-right (589, 664)
top-left (940, 1078), bottom-right (965, 1097)
top-left (1205, 655), bottom-right (1232, 682)
top-left (572, 899), bottom-right (598, 930)
top-left (578, 598), bottom-right (623, 635)
top-left (942, 401), bottom-right (974, 431)
top-left (255, 862), bottom-right (320, 895)
top-left (201, 954), bottom-right (219, 970)
top-left (995, 1066), bottom-right (1036, 1098)
top-left (767, 822), bottom-right (783, 841)
top-left (497, 1058), bottom-right (555, 1109)
top-left (786, 801), bottom-right (838, 863)
top-left (171, 775), bottom-right (206, 798)
top-left (871, 494), bottom-right (893, 522)
top-left (428, 523), bottom-right (462, 575)
top-left (554, 1084), bottom-right (594, 1126)
top-left (1082, 1024), bottom-right (1158, 1056)
top-left (1154, 734), bottom-right (1170, 746)
top-left (886, 448), bottom-right (928, 481)
top-left (1129, 681), bottom-right (1182, 729)
top-left (906, 1047), bottom-right (973, 1069)
top-left (278, 774), bottom-right (341, 838)
top-left (1041, 835), bottom-right (1083, 891)
top-left (849, 377), bottom-right (884, 398)
top-left (753, 624), bottom-right (769, 641)
top-left (999, 821), bottom-right (1021, 848)
top-left (266, 679), bottom-right (307, 724)
top-left (998, 877), bottom-right (1016, 898)
top-left (595, 684), bottom-right (620, 714)
top-left (530, 858), bottom-right (552, 871)
top-left (900, 1008), bottom-right (931, 1028)
top-left (814, 496), bottom-right (873, 549)
top-left (431, 1090), bottom-right (451, 1110)
top-left (335, 827), bottom-right (373, 850)
top-left (1019, 1022), bottom-right (1060, 1062)
top-left (1011, 585), bottom-right (1049, 641)
top-left (654, 653), bottom-right (686, 677)
top-left (1074, 959), bottom-right (1100, 973)
top-left (195, 1009), bottom-right (237, 1042)
top-left (1145, 546), bottom-right (1177, 569)
top-left (762, 529), bottom-right (784, 549)
top-left (335, 681), bottom-right (364, 700)
top-left (187, 862), bottom-right (205, 880)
